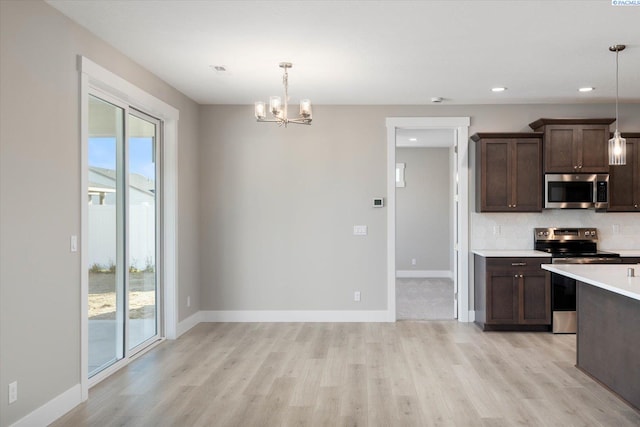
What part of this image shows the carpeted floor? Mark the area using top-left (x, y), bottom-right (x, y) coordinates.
top-left (396, 278), bottom-right (455, 320)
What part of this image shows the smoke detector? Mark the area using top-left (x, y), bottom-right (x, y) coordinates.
top-left (431, 97), bottom-right (444, 103)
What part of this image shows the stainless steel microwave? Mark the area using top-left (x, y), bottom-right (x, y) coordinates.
top-left (545, 174), bottom-right (609, 209)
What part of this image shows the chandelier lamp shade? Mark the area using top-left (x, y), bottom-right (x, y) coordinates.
top-left (254, 62), bottom-right (312, 127)
top-left (608, 44), bottom-right (626, 166)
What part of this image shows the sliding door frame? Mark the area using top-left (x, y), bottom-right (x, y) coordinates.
top-left (79, 56), bottom-right (179, 400)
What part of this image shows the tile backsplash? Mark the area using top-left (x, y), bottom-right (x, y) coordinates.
top-left (472, 211), bottom-right (640, 251)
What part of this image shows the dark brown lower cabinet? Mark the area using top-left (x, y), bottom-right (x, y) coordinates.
top-left (474, 255), bottom-right (551, 331)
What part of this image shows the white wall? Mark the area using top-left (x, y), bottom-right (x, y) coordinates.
top-left (0, 1), bottom-right (200, 425)
top-left (396, 147), bottom-right (452, 273)
top-left (472, 210), bottom-right (640, 251)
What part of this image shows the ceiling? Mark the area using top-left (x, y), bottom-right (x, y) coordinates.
top-left (47, 0), bottom-right (640, 106)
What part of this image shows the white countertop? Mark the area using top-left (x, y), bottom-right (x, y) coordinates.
top-left (614, 250), bottom-right (640, 258)
top-left (472, 250), bottom-right (551, 258)
top-left (542, 264), bottom-right (640, 301)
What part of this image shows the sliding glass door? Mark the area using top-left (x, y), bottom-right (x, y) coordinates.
top-left (127, 111), bottom-right (160, 351)
top-left (87, 94), bottom-right (161, 378)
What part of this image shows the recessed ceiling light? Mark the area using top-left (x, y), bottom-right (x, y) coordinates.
top-left (578, 87), bottom-right (595, 92)
top-left (491, 87), bottom-right (507, 92)
top-left (409, 138), bottom-right (418, 142)
top-left (431, 97), bottom-right (443, 103)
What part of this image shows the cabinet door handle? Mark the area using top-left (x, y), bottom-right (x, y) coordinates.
top-left (578, 165), bottom-right (582, 169)
top-left (520, 274), bottom-right (524, 278)
top-left (511, 262), bottom-right (527, 266)
top-left (514, 274), bottom-right (519, 278)
top-left (574, 165), bottom-right (578, 170)
top-left (635, 204), bottom-right (638, 208)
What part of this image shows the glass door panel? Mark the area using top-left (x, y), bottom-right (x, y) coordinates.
top-left (88, 95), bottom-right (125, 377)
top-left (87, 95), bottom-right (161, 379)
top-left (128, 112), bottom-right (159, 350)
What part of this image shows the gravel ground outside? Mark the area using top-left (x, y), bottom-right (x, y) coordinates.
top-left (89, 272), bottom-right (155, 319)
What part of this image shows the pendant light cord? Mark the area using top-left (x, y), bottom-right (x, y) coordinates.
top-left (615, 48), bottom-right (619, 130)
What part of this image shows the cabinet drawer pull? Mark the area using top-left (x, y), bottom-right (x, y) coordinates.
top-left (511, 262), bottom-right (527, 266)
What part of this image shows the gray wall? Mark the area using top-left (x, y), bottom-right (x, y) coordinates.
top-left (396, 148), bottom-right (452, 272)
top-left (199, 102), bottom-right (640, 314)
top-left (0, 1), bottom-right (200, 425)
top-left (198, 105), bottom-right (387, 310)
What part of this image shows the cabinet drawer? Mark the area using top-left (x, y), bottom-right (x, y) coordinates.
top-left (486, 258), bottom-right (550, 271)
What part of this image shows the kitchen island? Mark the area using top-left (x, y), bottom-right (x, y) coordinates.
top-left (542, 264), bottom-right (640, 411)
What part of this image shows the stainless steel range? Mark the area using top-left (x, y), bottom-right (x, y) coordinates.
top-left (534, 227), bottom-right (622, 333)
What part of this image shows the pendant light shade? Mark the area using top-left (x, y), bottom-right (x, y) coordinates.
top-left (609, 130), bottom-right (626, 165)
top-left (608, 44), bottom-right (626, 166)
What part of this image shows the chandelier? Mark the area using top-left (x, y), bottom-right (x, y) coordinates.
top-left (254, 62), bottom-right (312, 127)
top-left (608, 44), bottom-right (626, 166)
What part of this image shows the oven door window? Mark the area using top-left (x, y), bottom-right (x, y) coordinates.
top-left (548, 181), bottom-right (593, 203)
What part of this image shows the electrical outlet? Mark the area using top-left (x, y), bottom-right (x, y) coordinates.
top-left (411, 258), bottom-right (417, 266)
top-left (9, 381), bottom-right (17, 404)
top-left (493, 226), bottom-right (501, 236)
top-left (354, 291), bottom-right (361, 302)
top-left (613, 224), bottom-right (620, 234)
top-left (353, 225), bottom-right (367, 236)
top-left (187, 296), bottom-right (191, 307)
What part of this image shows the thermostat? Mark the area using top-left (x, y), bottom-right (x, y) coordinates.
top-left (373, 198), bottom-right (384, 208)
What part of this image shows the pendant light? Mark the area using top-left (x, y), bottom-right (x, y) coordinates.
top-left (608, 44), bottom-right (626, 166)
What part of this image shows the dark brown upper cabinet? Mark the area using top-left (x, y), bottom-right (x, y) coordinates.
top-left (608, 133), bottom-right (640, 212)
top-left (529, 118), bottom-right (615, 173)
top-left (472, 133), bottom-right (543, 212)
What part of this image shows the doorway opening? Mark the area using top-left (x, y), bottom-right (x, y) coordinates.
top-left (396, 136), bottom-right (455, 319)
top-left (386, 117), bottom-right (470, 322)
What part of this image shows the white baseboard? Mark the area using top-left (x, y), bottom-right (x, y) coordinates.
top-left (396, 270), bottom-right (453, 279)
top-left (10, 384), bottom-right (81, 427)
top-left (200, 310), bottom-right (390, 323)
top-left (176, 311), bottom-right (203, 338)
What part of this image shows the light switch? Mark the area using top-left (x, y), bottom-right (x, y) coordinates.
top-left (70, 235), bottom-right (78, 252)
top-left (353, 225), bottom-right (368, 236)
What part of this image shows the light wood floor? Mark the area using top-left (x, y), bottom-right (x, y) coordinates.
top-left (53, 321), bottom-right (640, 426)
